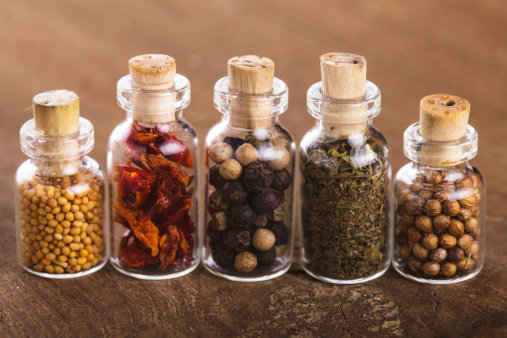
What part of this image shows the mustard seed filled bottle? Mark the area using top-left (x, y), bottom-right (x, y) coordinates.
top-left (108, 54), bottom-right (199, 279)
top-left (15, 90), bottom-right (107, 278)
top-left (203, 55), bottom-right (295, 282)
top-left (394, 94), bottom-right (485, 284)
top-left (300, 53), bottom-right (392, 284)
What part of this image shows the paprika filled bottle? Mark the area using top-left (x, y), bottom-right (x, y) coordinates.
top-left (108, 54), bottom-right (199, 279)
top-left (300, 53), bottom-right (392, 284)
top-left (15, 90), bottom-right (107, 278)
top-left (394, 94), bottom-right (485, 284)
top-left (203, 55), bottom-right (295, 282)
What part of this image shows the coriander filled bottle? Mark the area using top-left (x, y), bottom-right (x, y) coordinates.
top-left (203, 55), bottom-right (295, 282)
top-left (300, 53), bottom-right (392, 284)
top-left (15, 90), bottom-right (107, 278)
top-left (108, 54), bottom-right (199, 279)
top-left (394, 94), bottom-right (485, 284)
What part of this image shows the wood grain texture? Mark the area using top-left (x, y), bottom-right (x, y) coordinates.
top-left (1, 0), bottom-right (506, 336)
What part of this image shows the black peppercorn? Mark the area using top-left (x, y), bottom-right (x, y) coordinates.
top-left (222, 180), bottom-right (248, 204)
top-left (243, 161), bottom-right (274, 193)
top-left (223, 136), bottom-right (245, 151)
top-left (256, 247), bottom-right (276, 266)
top-left (224, 230), bottom-right (251, 252)
top-left (227, 203), bottom-right (256, 229)
top-left (211, 244), bottom-right (236, 267)
top-left (209, 164), bottom-right (227, 189)
top-left (271, 169), bottom-right (292, 191)
top-left (251, 189), bottom-right (281, 214)
top-left (266, 220), bottom-right (289, 246)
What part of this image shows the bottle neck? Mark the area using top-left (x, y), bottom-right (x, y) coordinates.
top-left (306, 80), bottom-right (381, 140)
top-left (213, 76), bottom-right (288, 130)
top-left (314, 118), bottom-right (373, 139)
top-left (220, 113), bottom-right (280, 130)
top-left (404, 123), bottom-right (478, 168)
top-left (117, 74), bottom-right (190, 124)
top-left (124, 109), bottom-right (183, 125)
top-left (20, 118), bottom-right (94, 178)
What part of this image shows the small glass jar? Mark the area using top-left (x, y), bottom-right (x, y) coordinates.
top-left (16, 117), bottom-right (107, 278)
top-left (393, 123), bottom-right (485, 284)
top-left (300, 81), bottom-right (392, 284)
top-left (108, 72), bottom-right (199, 279)
top-left (203, 76), bottom-right (295, 282)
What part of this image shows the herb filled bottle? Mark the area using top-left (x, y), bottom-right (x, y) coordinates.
top-left (108, 54), bottom-right (199, 279)
top-left (204, 55), bottom-right (295, 282)
top-left (394, 94), bottom-right (485, 284)
top-left (300, 53), bottom-right (391, 284)
top-left (15, 90), bottom-right (107, 278)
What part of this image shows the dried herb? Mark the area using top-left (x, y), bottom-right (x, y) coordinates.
top-left (301, 136), bottom-right (388, 279)
top-left (114, 121), bottom-right (195, 270)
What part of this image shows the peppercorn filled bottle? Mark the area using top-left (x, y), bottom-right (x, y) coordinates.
top-left (108, 54), bottom-right (199, 279)
top-left (203, 55), bottom-right (294, 282)
top-left (15, 90), bottom-right (107, 278)
top-left (394, 94), bottom-right (485, 284)
top-left (300, 53), bottom-right (392, 284)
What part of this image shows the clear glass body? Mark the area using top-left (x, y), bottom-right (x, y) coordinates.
top-left (393, 123), bottom-right (485, 284)
top-left (203, 76), bottom-right (295, 282)
top-left (108, 74), bottom-right (199, 279)
top-left (15, 118), bottom-right (107, 278)
top-left (300, 81), bottom-right (392, 284)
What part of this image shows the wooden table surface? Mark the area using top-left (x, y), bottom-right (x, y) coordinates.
top-left (1, 0), bottom-right (506, 336)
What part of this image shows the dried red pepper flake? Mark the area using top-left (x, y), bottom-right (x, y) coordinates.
top-left (118, 171), bottom-right (151, 198)
top-left (158, 135), bottom-right (193, 169)
top-left (115, 121), bottom-right (196, 270)
top-left (114, 165), bottom-right (157, 185)
top-left (115, 201), bottom-right (159, 256)
top-left (159, 225), bottom-right (191, 269)
top-left (119, 231), bottom-right (159, 269)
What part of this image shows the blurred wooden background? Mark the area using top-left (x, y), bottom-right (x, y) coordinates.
top-left (0, 0), bottom-right (506, 336)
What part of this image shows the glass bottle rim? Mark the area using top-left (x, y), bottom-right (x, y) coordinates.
top-left (117, 73), bottom-right (191, 114)
top-left (20, 117), bottom-right (94, 160)
top-left (306, 80), bottom-right (381, 122)
top-left (403, 122), bottom-right (478, 166)
top-left (213, 76), bottom-right (289, 118)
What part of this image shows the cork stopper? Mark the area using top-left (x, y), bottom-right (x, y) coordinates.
top-left (319, 53), bottom-right (368, 137)
top-left (33, 90), bottom-right (79, 136)
top-left (228, 55), bottom-right (274, 94)
top-left (32, 90), bottom-right (82, 176)
top-left (320, 53), bottom-right (366, 100)
top-left (420, 94), bottom-right (470, 142)
top-left (128, 54), bottom-right (177, 123)
top-left (227, 55), bottom-right (275, 129)
top-left (419, 94), bottom-right (471, 167)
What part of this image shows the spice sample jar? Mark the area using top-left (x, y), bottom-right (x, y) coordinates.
top-left (15, 90), bottom-right (106, 278)
top-left (300, 53), bottom-right (391, 284)
top-left (108, 54), bottom-right (199, 279)
top-left (203, 55), bottom-right (294, 282)
top-left (394, 94), bottom-right (485, 284)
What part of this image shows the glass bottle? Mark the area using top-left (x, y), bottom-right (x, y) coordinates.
top-left (300, 53), bottom-right (392, 284)
top-left (394, 94), bottom-right (484, 284)
top-left (203, 55), bottom-right (294, 282)
top-left (108, 54), bottom-right (199, 279)
top-left (15, 90), bottom-right (107, 278)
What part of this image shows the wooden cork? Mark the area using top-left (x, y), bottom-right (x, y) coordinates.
top-left (319, 53), bottom-right (368, 138)
top-left (33, 90), bottom-right (79, 136)
top-left (228, 55), bottom-right (275, 129)
top-left (419, 94), bottom-right (471, 167)
top-left (32, 90), bottom-right (81, 176)
top-left (419, 94), bottom-right (470, 142)
top-left (129, 54), bottom-right (177, 123)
